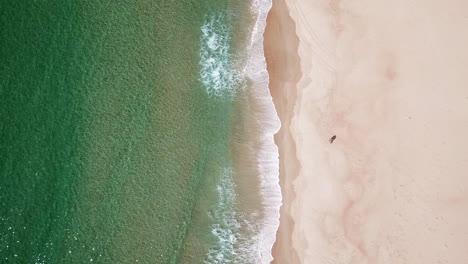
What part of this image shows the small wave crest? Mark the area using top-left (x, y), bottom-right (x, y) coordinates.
top-left (205, 168), bottom-right (259, 264)
top-left (199, 14), bottom-right (243, 97)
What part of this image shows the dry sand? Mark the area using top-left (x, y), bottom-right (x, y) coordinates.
top-left (265, 0), bottom-right (468, 263)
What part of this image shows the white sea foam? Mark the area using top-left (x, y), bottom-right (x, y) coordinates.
top-left (242, 0), bottom-right (282, 263)
top-left (204, 168), bottom-right (260, 264)
top-left (199, 14), bottom-right (243, 97)
top-left (200, 1), bottom-right (281, 263)
top-left (205, 168), bottom-right (239, 263)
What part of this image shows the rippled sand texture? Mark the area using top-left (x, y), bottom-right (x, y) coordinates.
top-left (266, 0), bottom-right (468, 263)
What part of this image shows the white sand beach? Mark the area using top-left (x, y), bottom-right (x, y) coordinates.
top-left (265, 0), bottom-right (468, 263)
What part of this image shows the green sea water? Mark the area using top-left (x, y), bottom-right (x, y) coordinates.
top-left (0, 1), bottom-right (264, 263)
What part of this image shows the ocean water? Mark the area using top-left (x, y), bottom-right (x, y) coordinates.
top-left (0, 1), bottom-right (280, 263)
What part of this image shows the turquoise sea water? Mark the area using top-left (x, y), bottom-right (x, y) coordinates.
top-left (1, 1), bottom-right (279, 263)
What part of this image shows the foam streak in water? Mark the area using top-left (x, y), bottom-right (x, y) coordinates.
top-left (199, 14), bottom-right (242, 97)
top-left (205, 168), bottom-right (258, 264)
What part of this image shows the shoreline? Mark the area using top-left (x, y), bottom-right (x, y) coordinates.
top-left (263, 0), bottom-right (301, 262)
top-left (234, 0), bottom-right (282, 262)
top-left (265, 0), bottom-right (468, 263)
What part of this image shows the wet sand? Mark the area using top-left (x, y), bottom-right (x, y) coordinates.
top-left (265, 0), bottom-right (468, 263)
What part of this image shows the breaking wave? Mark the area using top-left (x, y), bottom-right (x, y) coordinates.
top-left (199, 13), bottom-right (243, 97)
top-left (242, 0), bottom-right (282, 263)
top-left (199, 1), bottom-right (281, 263)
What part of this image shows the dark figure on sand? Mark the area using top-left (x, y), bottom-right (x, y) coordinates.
top-left (329, 135), bottom-right (336, 144)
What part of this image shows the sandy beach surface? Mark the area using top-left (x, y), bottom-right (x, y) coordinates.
top-left (265, 0), bottom-right (468, 263)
